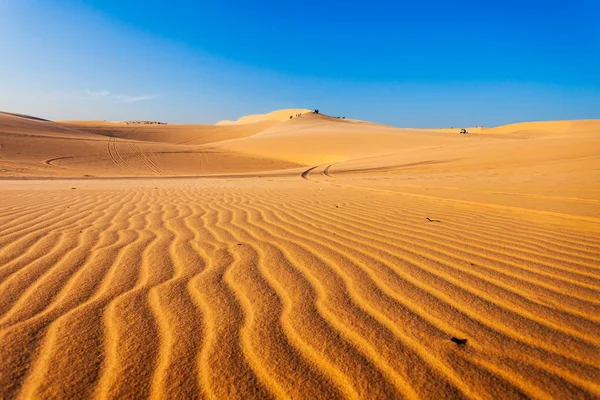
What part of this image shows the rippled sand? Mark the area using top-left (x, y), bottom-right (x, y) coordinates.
top-left (1, 111), bottom-right (599, 398)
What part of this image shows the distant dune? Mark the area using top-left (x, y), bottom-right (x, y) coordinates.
top-left (1, 109), bottom-right (599, 398)
top-left (217, 108), bottom-right (313, 125)
top-left (0, 111), bottom-right (52, 122)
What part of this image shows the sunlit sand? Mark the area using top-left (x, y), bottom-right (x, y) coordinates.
top-left (1, 110), bottom-right (599, 398)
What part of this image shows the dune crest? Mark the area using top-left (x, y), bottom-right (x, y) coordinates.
top-left (217, 108), bottom-right (313, 125)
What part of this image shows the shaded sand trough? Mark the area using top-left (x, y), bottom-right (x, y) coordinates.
top-left (0, 110), bottom-right (599, 398)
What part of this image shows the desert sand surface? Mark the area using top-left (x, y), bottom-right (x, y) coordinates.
top-left (216, 109), bottom-right (313, 125)
top-left (1, 110), bottom-right (599, 399)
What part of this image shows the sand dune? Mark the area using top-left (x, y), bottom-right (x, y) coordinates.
top-left (217, 113), bottom-right (467, 165)
top-left (1, 110), bottom-right (599, 398)
top-left (0, 113), bottom-right (300, 178)
top-left (57, 119), bottom-right (281, 145)
top-left (217, 108), bottom-right (313, 125)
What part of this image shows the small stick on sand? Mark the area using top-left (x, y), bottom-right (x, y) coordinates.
top-left (426, 217), bottom-right (441, 222)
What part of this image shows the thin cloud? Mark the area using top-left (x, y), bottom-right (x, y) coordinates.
top-left (84, 89), bottom-right (110, 99)
top-left (76, 90), bottom-right (152, 103)
top-left (115, 95), bottom-right (152, 103)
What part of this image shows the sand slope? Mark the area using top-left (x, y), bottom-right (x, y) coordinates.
top-left (217, 108), bottom-right (313, 125)
top-left (0, 113), bottom-right (300, 178)
top-left (57, 120), bottom-right (281, 145)
top-left (1, 110), bottom-right (599, 399)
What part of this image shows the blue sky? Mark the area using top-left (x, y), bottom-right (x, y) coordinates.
top-left (0, 0), bottom-right (598, 127)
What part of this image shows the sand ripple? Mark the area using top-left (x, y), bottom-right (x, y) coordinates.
top-left (0, 179), bottom-right (599, 399)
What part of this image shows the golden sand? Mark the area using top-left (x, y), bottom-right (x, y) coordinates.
top-left (1, 110), bottom-right (599, 398)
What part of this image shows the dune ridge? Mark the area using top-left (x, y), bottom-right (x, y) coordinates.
top-left (217, 109), bottom-right (313, 125)
top-left (0, 110), bottom-right (599, 398)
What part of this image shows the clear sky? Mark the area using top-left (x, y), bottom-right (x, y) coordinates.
top-left (1, 0), bottom-right (598, 127)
